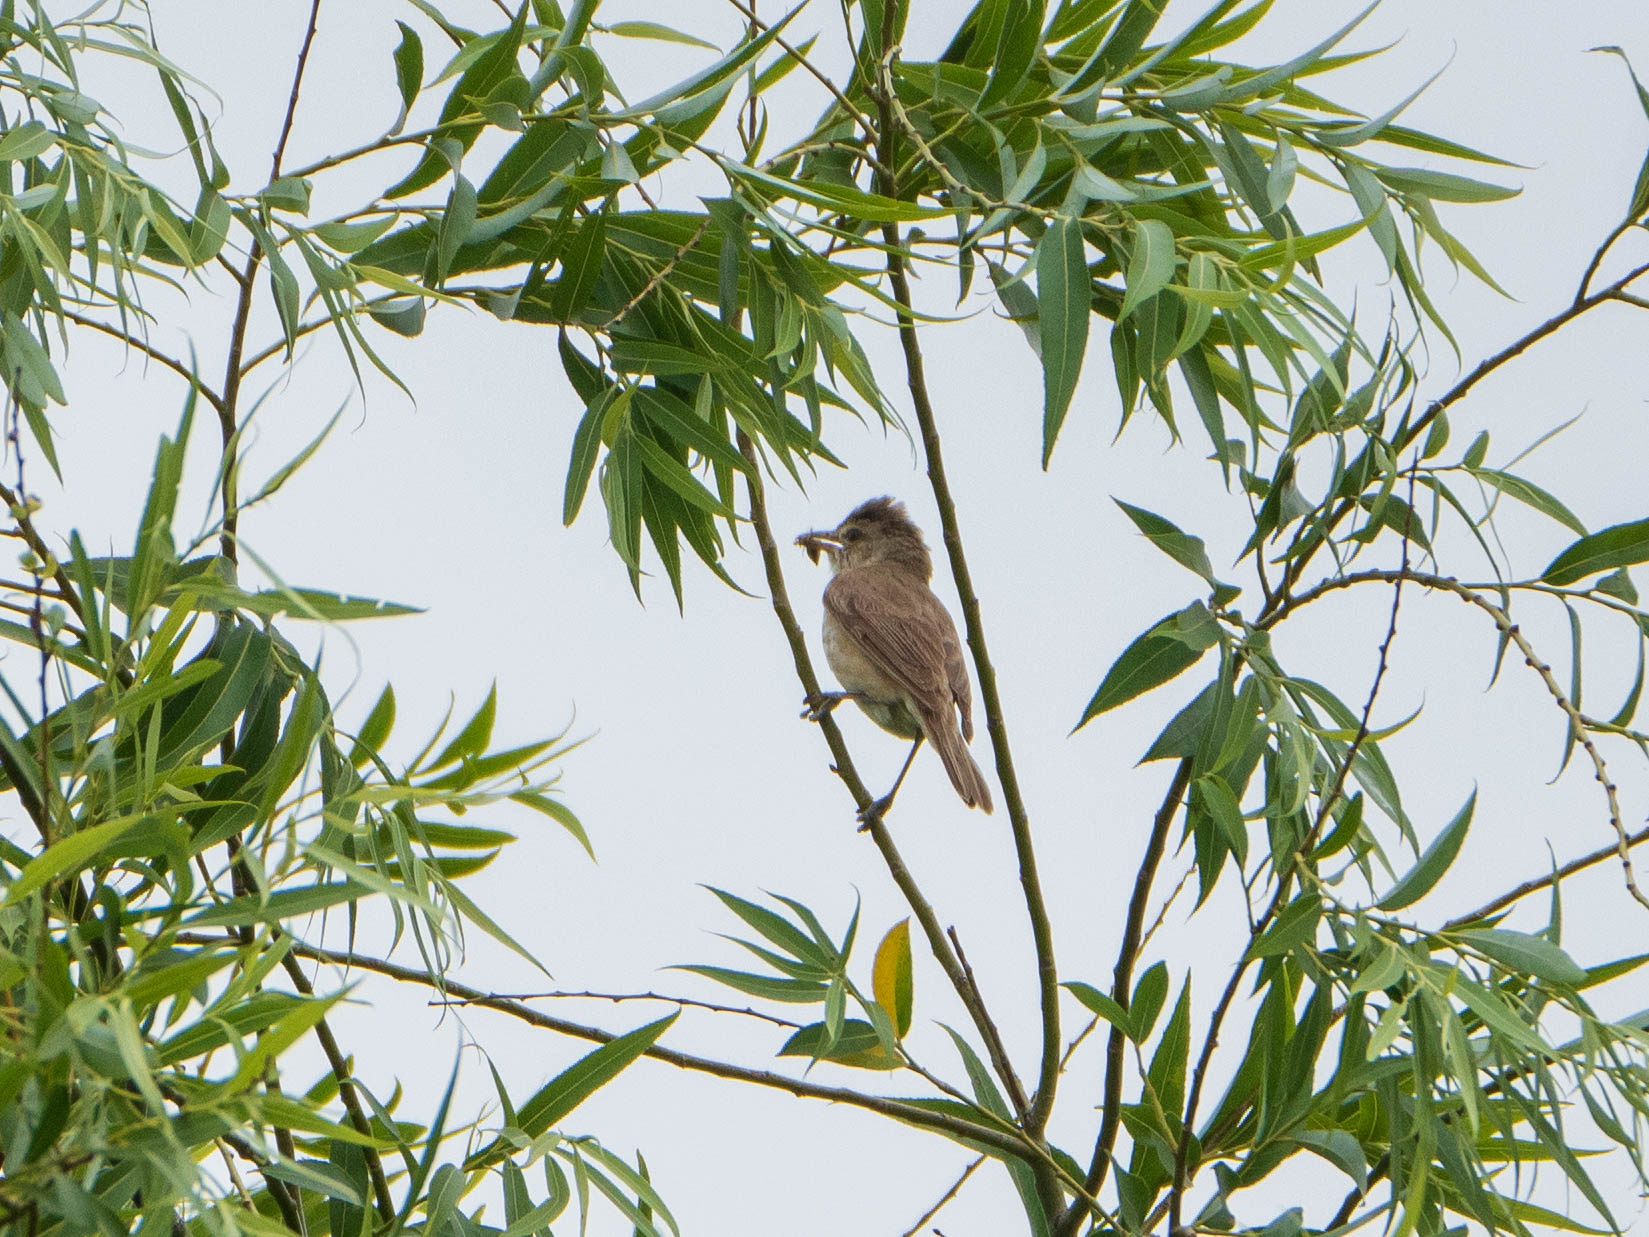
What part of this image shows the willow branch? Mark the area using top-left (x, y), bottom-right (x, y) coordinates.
top-left (1261, 568), bottom-right (1644, 911)
top-left (870, 50), bottom-right (1061, 1152)
top-left (1261, 257), bottom-right (1649, 615)
top-left (1446, 823), bottom-right (1649, 928)
top-left (900, 1156), bottom-right (985, 1237)
top-left (736, 432), bottom-right (1032, 1128)
top-left (61, 312), bottom-right (226, 414)
top-left (1173, 531), bottom-right (1410, 1231)
top-left (433, 988), bottom-right (802, 1029)
top-left (235, 936), bottom-right (1034, 1159)
top-left (280, 951), bottom-right (395, 1222)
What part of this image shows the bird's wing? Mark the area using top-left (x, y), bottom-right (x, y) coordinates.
top-left (824, 566), bottom-right (958, 709)
top-left (946, 633), bottom-right (974, 742)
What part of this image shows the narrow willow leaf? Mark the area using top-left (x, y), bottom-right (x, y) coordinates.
top-left (564, 386), bottom-right (618, 525)
top-left (778, 1019), bottom-right (899, 1069)
top-left (1377, 790), bottom-right (1475, 910)
top-left (1455, 928), bottom-right (1587, 986)
top-left (1119, 218), bottom-right (1176, 322)
top-left (429, 685), bottom-right (496, 771)
top-left (1375, 165), bottom-right (1518, 203)
top-left (467, 1015), bottom-right (677, 1170)
top-left (1470, 468), bottom-right (1586, 535)
top-left (1036, 216), bottom-right (1090, 465)
top-left (1542, 517), bottom-right (1649, 586)
top-left (1129, 960), bottom-right (1169, 1043)
top-left (705, 887), bottom-right (833, 966)
top-left (871, 919), bottom-right (913, 1039)
top-left (1114, 499), bottom-right (1215, 583)
top-left (1076, 603), bottom-right (1219, 728)
top-left (1291, 1129), bottom-right (1366, 1189)
top-left (2, 814), bottom-right (152, 905)
top-left (603, 20), bottom-right (718, 49)
top-left (1064, 981), bottom-right (1129, 1032)
top-left (391, 21), bottom-right (424, 130)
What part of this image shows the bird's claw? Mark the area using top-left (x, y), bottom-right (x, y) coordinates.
top-left (855, 795), bottom-right (893, 831)
top-left (801, 691), bottom-right (851, 722)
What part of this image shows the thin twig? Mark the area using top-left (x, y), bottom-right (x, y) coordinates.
top-left (1138, 861), bottom-right (1196, 957)
top-left (1262, 257), bottom-right (1649, 616)
top-left (1574, 219), bottom-right (1634, 305)
top-left (946, 926), bottom-right (1029, 1116)
top-left (601, 217), bottom-right (710, 332)
top-left (899, 1156), bottom-right (984, 1237)
top-left (1173, 475), bottom-right (1416, 1230)
top-left (432, 988), bottom-right (803, 1029)
top-left (184, 934), bottom-right (1036, 1159)
top-left (269, 1), bottom-right (323, 182)
top-left (718, 0), bottom-right (879, 144)
top-left (7, 391), bottom-right (51, 846)
top-left (61, 312), bottom-right (227, 413)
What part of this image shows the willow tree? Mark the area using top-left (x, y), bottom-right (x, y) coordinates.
top-left (4, 1), bottom-right (1649, 1234)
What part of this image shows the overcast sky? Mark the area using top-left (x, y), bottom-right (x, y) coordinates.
top-left (26, 0), bottom-right (1649, 1232)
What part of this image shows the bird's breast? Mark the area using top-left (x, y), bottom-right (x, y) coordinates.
top-left (821, 611), bottom-right (922, 739)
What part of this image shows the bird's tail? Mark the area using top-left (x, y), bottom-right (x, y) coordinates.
top-left (923, 709), bottom-right (994, 813)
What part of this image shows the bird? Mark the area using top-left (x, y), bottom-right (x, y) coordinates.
top-left (795, 496), bottom-right (994, 818)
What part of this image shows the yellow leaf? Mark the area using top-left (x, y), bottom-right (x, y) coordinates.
top-left (872, 918), bottom-right (913, 1039)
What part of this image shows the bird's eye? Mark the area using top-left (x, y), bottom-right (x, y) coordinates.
top-left (842, 527), bottom-right (863, 542)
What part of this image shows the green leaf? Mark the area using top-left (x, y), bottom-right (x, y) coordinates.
top-left (1377, 790), bottom-right (1475, 910)
top-left (1245, 893), bottom-right (1320, 959)
top-left (1543, 517), bottom-right (1649, 586)
top-left (1470, 467), bottom-right (1586, 536)
top-left (1114, 500), bottom-right (1215, 584)
top-left (0, 121), bottom-right (53, 162)
top-left (429, 684), bottom-right (496, 771)
top-left (467, 1015), bottom-right (677, 1170)
top-left (262, 1158), bottom-right (363, 1206)
top-left (778, 1019), bottom-right (899, 1069)
top-left (872, 919), bottom-right (913, 1039)
top-left (392, 21), bottom-right (424, 128)
top-left (671, 965), bottom-right (826, 1002)
top-left (1036, 216), bottom-right (1090, 466)
top-left (1291, 1129), bottom-right (1366, 1190)
top-left (602, 20), bottom-right (717, 50)
top-left (1118, 219), bottom-right (1176, 322)
top-left (1145, 977), bottom-right (1191, 1119)
top-left (1375, 165), bottom-right (1519, 202)
top-left (1, 814), bottom-right (152, 905)
top-left (1063, 981), bottom-right (1129, 1033)
top-left (1455, 928), bottom-right (1587, 987)
top-left (1076, 603), bottom-right (1219, 728)
top-left (1129, 961), bottom-right (1169, 1044)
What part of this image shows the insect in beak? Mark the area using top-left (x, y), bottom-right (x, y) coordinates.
top-left (795, 531), bottom-right (843, 565)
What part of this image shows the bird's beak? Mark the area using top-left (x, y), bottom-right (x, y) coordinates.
top-left (795, 530), bottom-right (843, 565)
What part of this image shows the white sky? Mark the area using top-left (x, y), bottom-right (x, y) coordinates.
top-left (23, 0), bottom-right (1649, 1232)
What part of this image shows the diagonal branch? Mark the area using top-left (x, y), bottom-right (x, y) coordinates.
top-left (177, 933), bottom-right (1037, 1160)
top-left (279, 951), bottom-right (395, 1222)
top-left (737, 431), bottom-right (1033, 1128)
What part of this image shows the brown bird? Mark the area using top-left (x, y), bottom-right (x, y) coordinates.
top-left (795, 497), bottom-right (993, 817)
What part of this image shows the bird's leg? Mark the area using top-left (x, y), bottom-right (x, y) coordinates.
top-left (858, 736), bottom-right (924, 830)
top-left (801, 690), bottom-right (872, 722)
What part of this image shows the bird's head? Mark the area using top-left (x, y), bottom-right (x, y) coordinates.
top-left (796, 496), bottom-right (933, 580)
